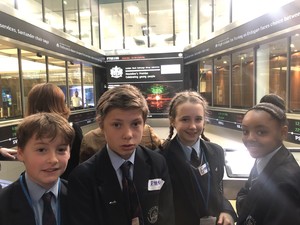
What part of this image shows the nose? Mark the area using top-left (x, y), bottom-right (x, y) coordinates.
top-left (47, 150), bottom-right (59, 163)
top-left (189, 121), bottom-right (197, 129)
top-left (122, 126), bottom-right (133, 140)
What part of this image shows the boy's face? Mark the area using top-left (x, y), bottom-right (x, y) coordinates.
top-left (242, 110), bottom-right (287, 158)
top-left (171, 102), bottom-right (205, 146)
top-left (102, 108), bottom-right (144, 159)
top-left (17, 133), bottom-right (70, 190)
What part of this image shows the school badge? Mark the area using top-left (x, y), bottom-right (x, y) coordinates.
top-left (147, 206), bottom-right (158, 224)
top-left (245, 215), bottom-right (256, 225)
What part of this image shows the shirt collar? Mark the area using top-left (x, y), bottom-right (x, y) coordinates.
top-left (256, 145), bottom-right (282, 174)
top-left (176, 135), bottom-right (200, 160)
top-left (24, 172), bottom-right (59, 203)
top-left (107, 144), bottom-right (136, 171)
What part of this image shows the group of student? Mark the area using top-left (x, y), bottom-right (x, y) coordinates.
top-left (0, 83), bottom-right (300, 225)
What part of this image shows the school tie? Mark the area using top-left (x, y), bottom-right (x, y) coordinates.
top-left (250, 160), bottom-right (259, 188)
top-left (42, 192), bottom-right (57, 225)
top-left (191, 148), bottom-right (201, 167)
top-left (121, 161), bottom-right (144, 225)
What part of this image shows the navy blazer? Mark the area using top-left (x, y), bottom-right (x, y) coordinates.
top-left (236, 146), bottom-right (300, 225)
top-left (160, 136), bottom-right (236, 225)
top-left (0, 176), bottom-right (68, 225)
top-left (67, 145), bottom-right (175, 225)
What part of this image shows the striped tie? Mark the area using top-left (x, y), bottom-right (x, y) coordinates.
top-left (121, 161), bottom-right (144, 225)
top-left (42, 192), bottom-right (57, 225)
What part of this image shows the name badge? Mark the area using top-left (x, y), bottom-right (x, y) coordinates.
top-left (132, 217), bottom-right (140, 225)
top-left (199, 216), bottom-right (216, 225)
top-left (198, 163), bottom-right (209, 176)
top-left (148, 178), bottom-right (164, 191)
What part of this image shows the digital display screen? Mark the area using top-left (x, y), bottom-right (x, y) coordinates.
top-left (0, 124), bottom-right (18, 148)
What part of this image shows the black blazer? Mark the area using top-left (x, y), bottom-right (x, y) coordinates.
top-left (236, 146), bottom-right (300, 225)
top-left (0, 176), bottom-right (68, 225)
top-left (67, 145), bottom-right (175, 225)
top-left (160, 136), bottom-right (236, 225)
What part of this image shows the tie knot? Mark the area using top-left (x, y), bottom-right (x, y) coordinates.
top-left (121, 161), bottom-right (132, 180)
top-left (42, 192), bottom-right (53, 203)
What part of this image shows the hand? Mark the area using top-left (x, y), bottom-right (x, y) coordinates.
top-left (217, 212), bottom-right (234, 225)
top-left (0, 147), bottom-right (17, 160)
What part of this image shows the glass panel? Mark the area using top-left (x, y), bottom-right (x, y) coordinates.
top-left (65, 0), bottom-right (80, 39)
top-left (199, 0), bottom-right (212, 39)
top-left (175, 0), bottom-right (189, 47)
top-left (232, 0), bottom-right (293, 23)
top-left (213, 55), bottom-right (230, 107)
top-left (2, 0), bottom-right (14, 7)
top-left (0, 43), bottom-right (22, 119)
top-left (79, 0), bottom-right (92, 44)
top-left (124, 0), bottom-right (148, 48)
top-left (91, 0), bottom-right (100, 48)
top-left (100, 0), bottom-right (123, 50)
top-left (256, 39), bottom-right (287, 103)
top-left (199, 59), bottom-right (213, 105)
top-left (290, 33), bottom-right (300, 112)
top-left (82, 64), bottom-right (94, 108)
top-left (17, 0), bottom-right (43, 21)
top-left (44, 0), bottom-right (64, 31)
top-left (48, 56), bottom-right (67, 101)
top-left (190, 0), bottom-right (198, 43)
top-left (149, 0), bottom-right (173, 47)
top-left (213, 0), bottom-right (230, 32)
top-left (68, 62), bottom-right (83, 110)
top-left (22, 50), bottom-right (47, 112)
top-left (231, 49), bottom-right (254, 108)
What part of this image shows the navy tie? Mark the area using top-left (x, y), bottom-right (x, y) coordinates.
top-left (191, 148), bottom-right (201, 167)
top-left (121, 161), bottom-right (144, 225)
top-left (42, 192), bottom-right (57, 225)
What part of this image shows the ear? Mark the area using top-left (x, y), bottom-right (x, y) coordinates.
top-left (281, 125), bottom-right (288, 139)
top-left (17, 147), bottom-right (24, 162)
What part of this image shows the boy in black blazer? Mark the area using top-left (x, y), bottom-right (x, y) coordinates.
top-left (68, 84), bottom-right (175, 225)
top-left (0, 112), bottom-right (75, 225)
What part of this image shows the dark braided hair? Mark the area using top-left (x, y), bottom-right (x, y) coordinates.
top-left (160, 91), bottom-right (208, 149)
top-left (259, 93), bottom-right (286, 112)
top-left (247, 102), bottom-right (288, 127)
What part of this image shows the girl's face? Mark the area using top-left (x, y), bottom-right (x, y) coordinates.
top-left (241, 110), bottom-right (287, 158)
top-left (17, 134), bottom-right (70, 190)
top-left (171, 102), bottom-right (205, 146)
top-left (102, 108), bottom-right (144, 159)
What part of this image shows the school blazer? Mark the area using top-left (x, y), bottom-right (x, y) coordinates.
top-left (236, 146), bottom-right (300, 225)
top-left (68, 145), bottom-right (175, 225)
top-left (160, 137), bottom-right (236, 225)
top-left (0, 176), bottom-right (68, 225)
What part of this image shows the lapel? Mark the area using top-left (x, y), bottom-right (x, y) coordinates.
top-left (59, 180), bottom-right (68, 225)
top-left (94, 147), bottom-right (129, 224)
top-left (133, 146), bottom-right (151, 196)
top-left (168, 137), bottom-right (202, 213)
top-left (9, 179), bottom-right (36, 225)
top-left (238, 146), bottom-right (290, 220)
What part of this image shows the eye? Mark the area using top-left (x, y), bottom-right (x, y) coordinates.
top-left (112, 122), bottom-right (121, 128)
top-left (57, 146), bottom-right (69, 154)
top-left (132, 121), bottom-right (142, 128)
top-left (36, 148), bottom-right (47, 153)
top-left (257, 130), bottom-right (267, 136)
top-left (195, 117), bottom-right (203, 122)
top-left (242, 129), bottom-right (249, 136)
